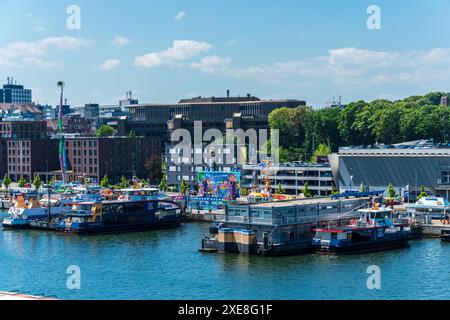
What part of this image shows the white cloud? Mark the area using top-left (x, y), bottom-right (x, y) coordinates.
top-left (190, 56), bottom-right (231, 73)
top-left (111, 36), bottom-right (131, 48)
top-left (181, 47), bottom-right (450, 93)
top-left (174, 11), bottom-right (186, 21)
top-left (99, 59), bottom-right (121, 71)
top-left (226, 40), bottom-right (241, 46)
top-left (0, 36), bottom-right (92, 68)
top-left (134, 40), bottom-right (213, 68)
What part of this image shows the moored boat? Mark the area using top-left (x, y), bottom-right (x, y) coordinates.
top-left (56, 198), bottom-right (182, 235)
top-left (312, 203), bottom-right (411, 254)
top-left (2, 195), bottom-right (69, 229)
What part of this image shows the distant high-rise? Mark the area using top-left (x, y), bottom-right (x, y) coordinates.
top-left (0, 77), bottom-right (32, 103)
top-left (441, 96), bottom-right (448, 107)
top-left (84, 103), bottom-right (100, 119)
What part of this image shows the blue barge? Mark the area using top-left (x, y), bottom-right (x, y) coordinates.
top-left (56, 199), bottom-right (182, 235)
top-left (312, 204), bottom-right (411, 254)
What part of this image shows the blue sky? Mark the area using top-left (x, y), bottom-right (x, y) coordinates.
top-left (1, 0), bottom-right (450, 107)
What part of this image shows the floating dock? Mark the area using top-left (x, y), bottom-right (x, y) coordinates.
top-left (201, 197), bottom-right (374, 256)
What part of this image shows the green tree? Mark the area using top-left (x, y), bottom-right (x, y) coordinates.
top-left (18, 175), bottom-right (26, 188)
top-left (119, 175), bottom-right (130, 189)
top-left (417, 186), bottom-right (428, 200)
top-left (387, 183), bottom-right (396, 198)
top-left (3, 174), bottom-right (11, 191)
top-left (49, 176), bottom-right (56, 187)
top-left (96, 124), bottom-right (116, 137)
top-left (180, 179), bottom-right (189, 195)
top-left (302, 182), bottom-right (312, 198)
top-left (128, 130), bottom-right (137, 138)
top-left (358, 182), bottom-right (365, 193)
top-left (310, 143), bottom-right (331, 162)
top-left (276, 182), bottom-right (285, 194)
top-left (100, 175), bottom-right (110, 188)
top-left (33, 175), bottom-right (42, 191)
top-left (159, 173), bottom-right (168, 192)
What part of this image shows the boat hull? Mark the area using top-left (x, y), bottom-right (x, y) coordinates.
top-left (2, 222), bottom-right (31, 230)
top-left (314, 238), bottom-right (410, 255)
top-left (57, 220), bottom-right (181, 236)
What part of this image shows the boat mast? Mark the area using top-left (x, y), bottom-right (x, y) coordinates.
top-left (57, 81), bottom-right (67, 184)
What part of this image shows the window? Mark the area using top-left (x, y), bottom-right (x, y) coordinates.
top-left (442, 171), bottom-right (450, 184)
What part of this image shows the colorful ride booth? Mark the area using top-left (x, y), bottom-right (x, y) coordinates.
top-left (187, 171), bottom-right (241, 214)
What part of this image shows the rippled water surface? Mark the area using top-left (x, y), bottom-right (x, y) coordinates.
top-left (1, 214), bottom-right (449, 300)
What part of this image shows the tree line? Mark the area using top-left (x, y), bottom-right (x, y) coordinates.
top-left (269, 92), bottom-right (450, 162)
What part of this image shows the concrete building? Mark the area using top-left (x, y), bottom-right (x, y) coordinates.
top-left (165, 144), bottom-right (243, 189)
top-left (126, 94), bottom-right (306, 139)
top-left (241, 163), bottom-right (334, 196)
top-left (0, 78), bottom-right (32, 104)
top-left (329, 140), bottom-right (450, 199)
top-left (84, 103), bottom-right (100, 119)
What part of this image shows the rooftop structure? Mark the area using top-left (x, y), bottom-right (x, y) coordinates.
top-left (329, 140), bottom-right (450, 200)
top-left (0, 78), bottom-right (32, 104)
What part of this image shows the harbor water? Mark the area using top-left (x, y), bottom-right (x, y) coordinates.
top-left (1, 213), bottom-right (450, 299)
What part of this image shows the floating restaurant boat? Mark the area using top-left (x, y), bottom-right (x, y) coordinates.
top-left (56, 197), bottom-right (182, 235)
top-left (2, 195), bottom-right (70, 229)
top-left (312, 203), bottom-right (411, 254)
top-left (200, 197), bottom-right (371, 256)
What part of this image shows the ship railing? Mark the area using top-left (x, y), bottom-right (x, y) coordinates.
top-left (225, 215), bottom-right (318, 226)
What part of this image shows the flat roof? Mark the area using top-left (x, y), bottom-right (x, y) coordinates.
top-left (234, 197), bottom-right (369, 208)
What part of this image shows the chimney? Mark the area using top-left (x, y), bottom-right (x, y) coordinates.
top-left (227, 89), bottom-right (230, 99)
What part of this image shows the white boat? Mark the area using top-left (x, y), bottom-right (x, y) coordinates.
top-left (2, 195), bottom-right (70, 229)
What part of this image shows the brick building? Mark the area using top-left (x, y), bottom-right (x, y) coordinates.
top-left (65, 136), bottom-right (162, 183)
top-left (7, 139), bottom-right (59, 181)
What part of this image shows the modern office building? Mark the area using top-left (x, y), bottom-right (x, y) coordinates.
top-left (241, 163), bottom-right (334, 196)
top-left (165, 143), bottom-right (244, 188)
top-left (329, 140), bottom-right (450, 199)
top-left (0, 78), bottom-right (32, 104)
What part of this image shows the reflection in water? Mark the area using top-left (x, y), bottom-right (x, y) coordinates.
top-left (0, 219), bottom-right (449, 299)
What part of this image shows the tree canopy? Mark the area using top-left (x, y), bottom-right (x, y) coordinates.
top-left (96, 125), bottom-right (116, 138)
top-left (269, 92), bottom-right (450, 162)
